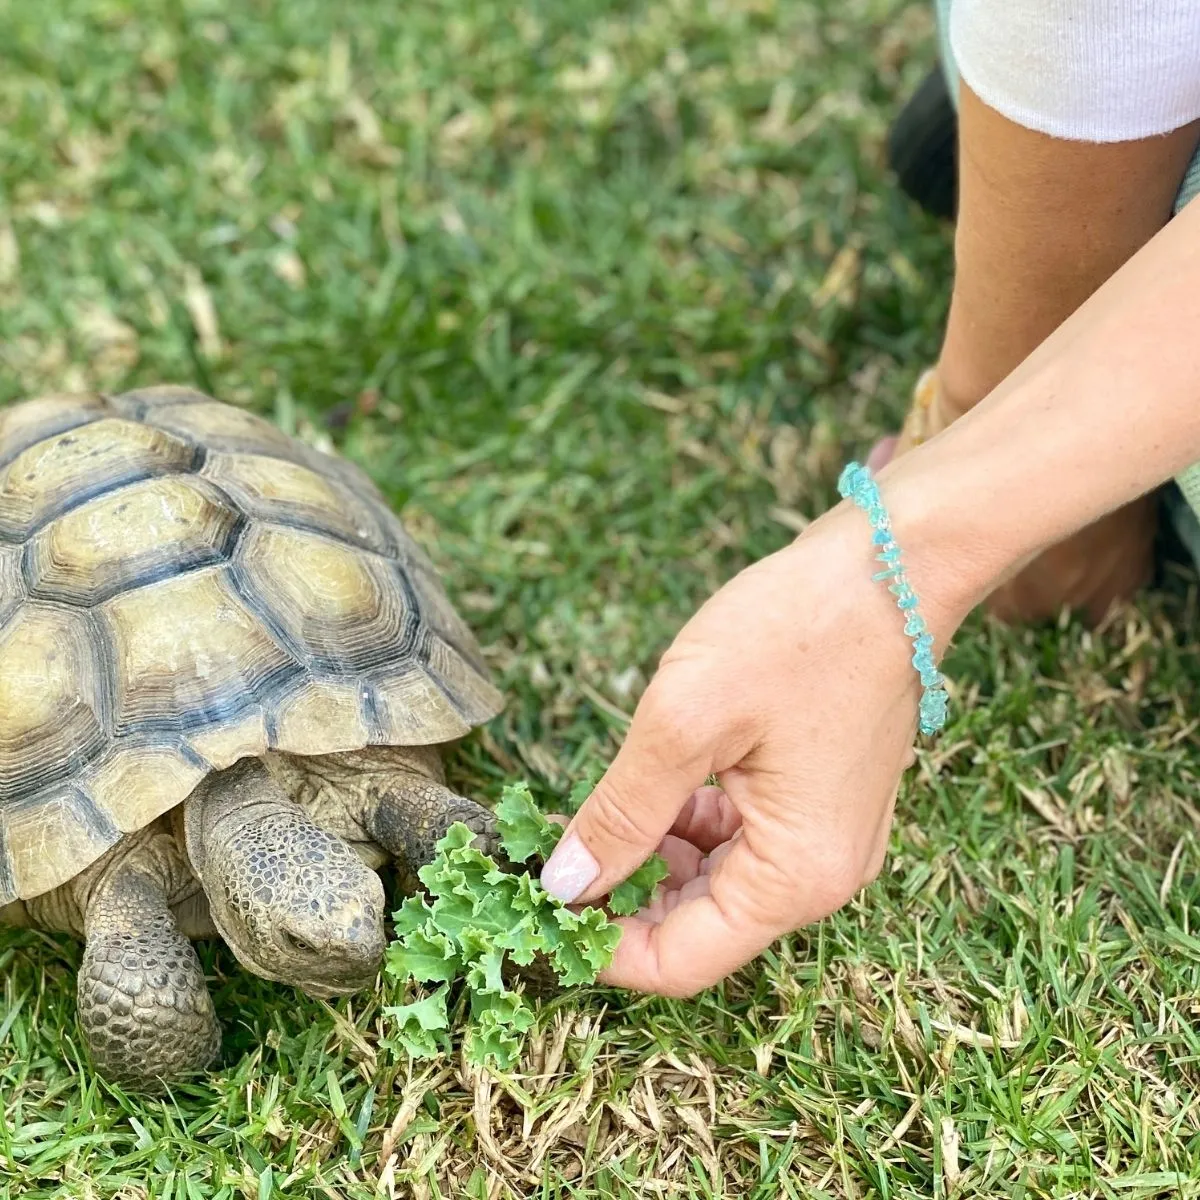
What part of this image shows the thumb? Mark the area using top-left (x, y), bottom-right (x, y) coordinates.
top-left (540, 683), bottom-right (715, 904)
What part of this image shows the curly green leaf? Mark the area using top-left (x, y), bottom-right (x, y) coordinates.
top-left (386, 925), bottom-right (461, 984)
top-left (382, 985), bottom-right (451, 1059)
top-left (495, 782), bottom-right (562, 863)
top-left (607, 854), bottom-right (669, 916)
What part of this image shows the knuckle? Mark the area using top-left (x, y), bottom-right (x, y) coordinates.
top-left (807, 847), bottom-right (866, 916)
top-left (736, 833), bottom-right (866, 925)
top-left (641, 663), bottom-right (710, 726)
top-left (649, 718), bottom-right (705, 773)
top-left (636, 679), bottom-right (697, 740)
top-left (714, 859), bottom-right (792, 929)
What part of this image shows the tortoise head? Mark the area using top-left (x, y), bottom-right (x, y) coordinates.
top-left (183, 760), bottom-right (386, 998)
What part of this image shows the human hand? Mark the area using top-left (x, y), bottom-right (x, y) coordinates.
top-left (546, 185), bottom-right (1200, 994)
top-left (539, 500), bottom-right (974, 996)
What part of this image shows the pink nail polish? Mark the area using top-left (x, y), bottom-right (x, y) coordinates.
top-left (540, 833), bottom-right (599, 903)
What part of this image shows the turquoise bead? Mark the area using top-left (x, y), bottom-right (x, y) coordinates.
top-left (838, 461), bottom-right (950, 736)
top-left (838, 464), bottom-right (868, 497)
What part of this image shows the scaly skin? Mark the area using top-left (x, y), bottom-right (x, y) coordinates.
top-left (365, 766), bottom-right (501, 870)
top-left (265, 745), bottom-right (501, 882)
top-left (79, 867), bottom-right (220, 1089)
top-left (5, 746), bottom-right (507, 1089)
top-left (70, 828), bottom-right (220, 1090)
top-left (181, 759), bottom-right (387, 999)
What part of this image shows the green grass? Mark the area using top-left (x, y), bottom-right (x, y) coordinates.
top-left (4, 1), bottom-right (1200, 1196)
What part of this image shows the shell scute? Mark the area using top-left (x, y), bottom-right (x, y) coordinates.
top-left (0, 388), bottom-right (503, 900)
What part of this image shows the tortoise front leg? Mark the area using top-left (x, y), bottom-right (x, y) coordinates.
top-left (78, 852), bottom-right (219, 1090)
top-left (366, 772), bottom-right (500, 871)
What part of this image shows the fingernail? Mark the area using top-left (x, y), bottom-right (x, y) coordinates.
top-left (540, 833), bottom-right (599, 903)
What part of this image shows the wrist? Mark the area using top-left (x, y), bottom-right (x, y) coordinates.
top-left (869, 359), bottom-right (1112, 630)
top-left (857, 460), bottom-right (1000, 647)
top-left (794, 476), bottom-right (980, 693)
top-left (880, 198), bottom-right (1200, 604)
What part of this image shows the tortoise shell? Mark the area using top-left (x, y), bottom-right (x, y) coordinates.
top-left (0, 386), bottom-right (502, 905)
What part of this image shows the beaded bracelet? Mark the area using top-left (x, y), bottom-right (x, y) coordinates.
top-left (837, 462), bottom-right (949, 736)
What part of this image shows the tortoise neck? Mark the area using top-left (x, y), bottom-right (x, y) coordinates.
top-left (180, 758), bottom-right (295, 877)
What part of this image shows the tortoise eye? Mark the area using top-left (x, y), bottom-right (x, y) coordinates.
top-left (283, 932), bottom-right (313, 954)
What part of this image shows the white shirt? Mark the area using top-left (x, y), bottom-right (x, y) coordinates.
top-left (950, 0), bottom-right (1200, 141)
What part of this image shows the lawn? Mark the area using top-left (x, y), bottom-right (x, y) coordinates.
top-left (4, 1), bottom-right (1200, 1197)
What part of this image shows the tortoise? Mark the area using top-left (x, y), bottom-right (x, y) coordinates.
top-left (0, 386), bottom-right (504, 1089)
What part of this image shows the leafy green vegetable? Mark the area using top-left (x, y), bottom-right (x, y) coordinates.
top-left (542, 906), bottom-right (623, 987)
top-left (608, 854), bottom-right (670, 916)
top-left (494, 782), bottom-right (563, 863)
top-left (459, 930), bottom-right (506, 995)
top-left (391, 894), bottom-right (435, 938)
top-left (493, 875), bottom-right (543, 965)
top-left (464, 1021), bottom-right (522, 1071)
top-left (465, 984), bottom-right (537, 1070)
top-left (384, 921), bottom-right (461, 984)
top-left (382, 985), bottom-right (451, 1059)
top-left (384, 779), bottom-right (667, 1070)
top-left (470, 988), bottom-right (534, 1029)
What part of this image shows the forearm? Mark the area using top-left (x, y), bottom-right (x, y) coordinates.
top-left (883, 192), bottom-right (1200, 631)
